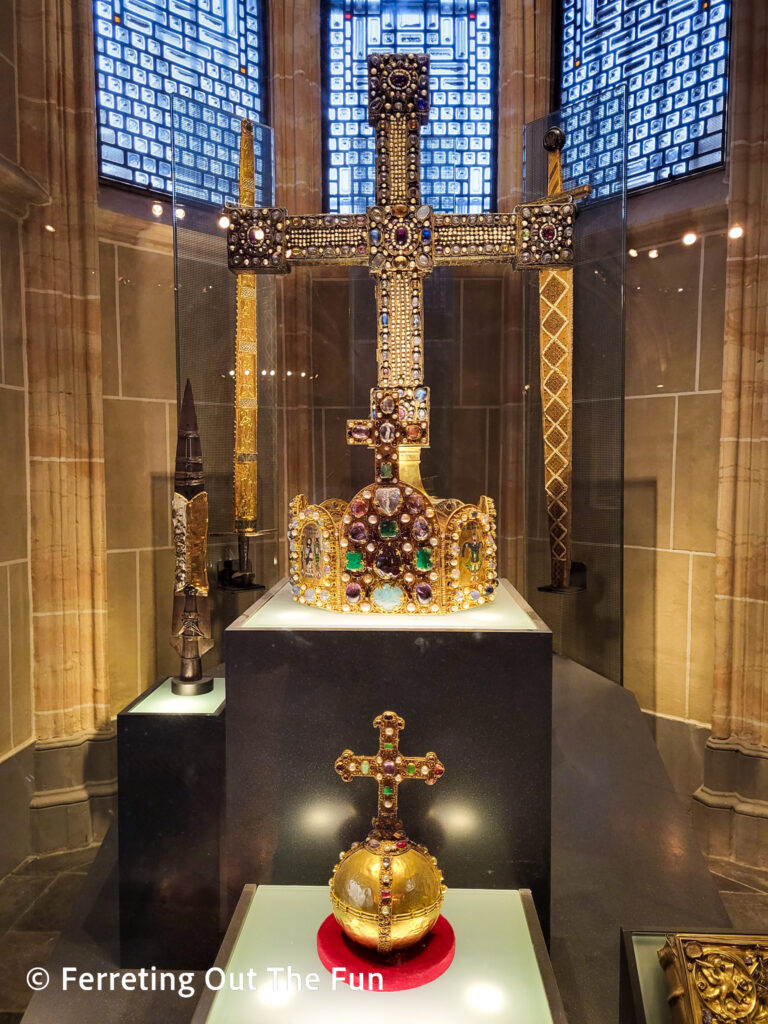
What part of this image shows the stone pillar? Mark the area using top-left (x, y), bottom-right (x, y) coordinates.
top-left (693, 0), bottom-right (768, 870)
top-left (16, 0), bottom-right (115, 851)
top-left (497, 0), bottom-right (553, 587)
top-left (268, 0), bottom-right (324, 571)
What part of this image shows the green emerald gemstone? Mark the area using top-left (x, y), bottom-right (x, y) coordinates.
top-left (407, 764), bottom-right (415, 775)
top-left (346, 551), bottom-right (363, 571)
top-left (361, 761), bottom-right (370, 774)
top-left (380, 462), bottom-right (393, 479)
top-left (383, 742), bottom-right (393, 750)
top-left (380, 520), bottom-right (398, 539)
top-left (383, 786), bottom-right (393, 795)
top-left (416, 547), bottom-right (433, 570)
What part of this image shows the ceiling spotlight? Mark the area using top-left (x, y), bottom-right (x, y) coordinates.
top-left (648, 249), bottom-right (659, 259)
top-left (218, 214), bottom-right (230, 229)
top-left (682, 232), bottom-right (697, 246)
top-left (628, 248), bottom-right (638, 258)
top-left (44, 224), bottom-right (56, 233)
top-left (286, 370), bottom-right (292, 376)
top-left (729, 224), bottom-right (744, 239)
top-left (269, 369), bottom-right (275, 376)
top-left (151, 202), bottom-right (163, 218)
top-left (174, 207), bottom-right (186, 220)
top-left (300, 371), bottom-right (307, 378)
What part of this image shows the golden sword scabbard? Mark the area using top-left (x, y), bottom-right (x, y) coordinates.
top-left (538, 127), bottom-right (576, 591)
top-left (233, 120), bottom-right (259, 539)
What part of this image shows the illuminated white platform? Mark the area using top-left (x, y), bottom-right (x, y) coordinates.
top-left (192, 885), bottom-right (566, 1024)
top-left (126, 676), bottom-right (226, 716)
top-left (240, 578), bottom-right (538, 632)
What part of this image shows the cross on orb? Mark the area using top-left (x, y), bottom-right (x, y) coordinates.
top-left (334, 710), bottom-right (444, 835)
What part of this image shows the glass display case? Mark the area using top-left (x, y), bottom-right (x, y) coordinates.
top-left (523, 89), bottom-right (627, 683)
top-left (171, 108), bottom-right (281, 653)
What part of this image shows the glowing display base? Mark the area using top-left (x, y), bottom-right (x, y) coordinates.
top-left (192, 886), bottom-right (565, 1023)
top-left (241, 578), bottom-right (537, 631)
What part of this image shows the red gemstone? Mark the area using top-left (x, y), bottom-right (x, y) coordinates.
top-left (381, 891), bottom-right (391, 899)
top-left (405, 424), bottom-right (421, 441)
top-left (541, 224), bottom-right (556, 242)
top-left (395, 226), bottom-right (409, 245)
top-left (349, 498), bottom-right (367, 517)
top-left (396, 840), bottom-right (407, 849)
top-left (435, 766), bottom-right (444, 776)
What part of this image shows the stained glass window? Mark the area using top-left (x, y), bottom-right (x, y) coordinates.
top-left (325, 0), bottom-right (497, 214)
top-left (560, 0), bottom-right (731, 194)
top-left (93, 0), bottom-right (267, 205)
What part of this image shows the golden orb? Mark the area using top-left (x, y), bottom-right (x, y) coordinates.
top-left (330, 836), bottom-right (445, 952)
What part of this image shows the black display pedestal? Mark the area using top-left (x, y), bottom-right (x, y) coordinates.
top-left (117, 677), bottom-right (226, 969)
top-left (224, 578), bottom-right (553, 930)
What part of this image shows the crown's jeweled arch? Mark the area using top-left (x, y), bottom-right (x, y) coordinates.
top-left (226, 54), bottom-right (589, 611)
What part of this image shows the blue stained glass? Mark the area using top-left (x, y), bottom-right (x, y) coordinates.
top-left (94, 0), bottom-right (267, 205)
top-left (325, 0), bottom-right (497, 214)
top-left (560, 0), bottom-right (731, 194)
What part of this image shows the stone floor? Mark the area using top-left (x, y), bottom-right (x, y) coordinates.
top-left (0, 845), bottom-right (99, 1023)
top-left (710, 856), bottom-right (768, 932)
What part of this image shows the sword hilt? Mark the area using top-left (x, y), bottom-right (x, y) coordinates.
top-left (543, 125), bottom-right (566, 198)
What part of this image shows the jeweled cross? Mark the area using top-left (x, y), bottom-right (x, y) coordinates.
top-left (226, 54), bottom-right (589, 586)
top-left (334, 710), bottom-right (444, 835)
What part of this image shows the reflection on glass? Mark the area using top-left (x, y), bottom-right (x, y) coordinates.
top-left (428, 801), bottom-right (480, 838)
top-left (256, 978), bottom-right (294, 1008)
top-left (298, 799), bottom-right (356, 837)
top-left (466, 981), bottom-right (505, 1013)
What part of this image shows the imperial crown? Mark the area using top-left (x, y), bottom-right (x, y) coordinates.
top-left (226, 53), bottom-right (587, 613)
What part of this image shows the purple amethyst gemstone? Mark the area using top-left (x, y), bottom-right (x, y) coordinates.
top-left (345, 583), bottom-right (362, 604)
top-left (349, 522), bottom-right (368, 543)
top-left (415, 582), bottom-right (432, 605)
top-left (412, 516), bottom-right (430, 542)
top-left (383, 760), bottom-right (395, 774)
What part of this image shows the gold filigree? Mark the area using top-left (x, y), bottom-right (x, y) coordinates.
top-left (172, 491), bottom-right (209, 595)
top-left (233, 120), bottom-right (259, 534)
top-left (658, 933), bottom-right (768, 1024)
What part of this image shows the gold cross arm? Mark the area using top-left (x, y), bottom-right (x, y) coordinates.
top-left (226, 185), bottom-right (591, 277)
top-left (226, 209), bottom-right (370, 272)
top-left (334, 710), bottom-right (443, 834)
top-left (432, 186), bottom-right (590, 270)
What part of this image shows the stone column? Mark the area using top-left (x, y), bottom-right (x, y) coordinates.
top-left (498, 0), bottom-right (553, 587)
top-left (693, 0), bottom-right (768, 870)
top-left (268, 0), bottom-right (324, 571)
top-left (16, 0), bottom-right (115, 851)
